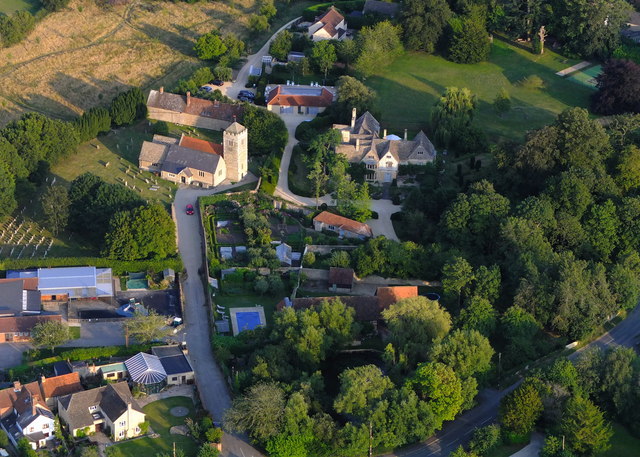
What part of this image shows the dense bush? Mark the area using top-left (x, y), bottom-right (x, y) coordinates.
top-left (0, 257), bottom-right (182, 276)
top-left (241, 105), bottom-right (288, 156)
top-left (75, 107), bottom-right (111, 142)
top-left (0, 11), bottom-right (36, 48)
top-left (109, 87), bottom-right (146, 126)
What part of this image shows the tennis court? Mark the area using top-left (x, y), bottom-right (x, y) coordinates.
top-left (565, 64), bottom-right (602, 89)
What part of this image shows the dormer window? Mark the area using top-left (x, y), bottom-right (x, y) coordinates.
top-left (417, 149), bottom-right (423, 155)
top-left (89, 405), bottom-right (97, 412)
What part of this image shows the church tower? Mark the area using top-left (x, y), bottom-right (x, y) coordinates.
top-left (223, 122), bottom-right (248, 182)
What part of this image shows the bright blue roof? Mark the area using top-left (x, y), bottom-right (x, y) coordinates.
top-left (7, 270), bottom-right (37, 278)
top-left (8, 267), bottom-right (113, 298)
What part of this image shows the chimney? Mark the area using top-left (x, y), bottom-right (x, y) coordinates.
top-left (355, 138), bottom-right (360, 151)
top-left (186, 91), bottom-right (191, 106)
top-left (41, 375), bottom-right (46, 384)
top-left (32, 398), bottom-right (36, 417)
top-left (13, 381), bottom-right (21, 392)
top-left (383, 129), bottom-right (387, 138)
top-left (159, 86), bottom-right (164, 94)
top-left (404, 129), bottom-right (408, 141)
top-left (351, 108), bottom-right (356, 129)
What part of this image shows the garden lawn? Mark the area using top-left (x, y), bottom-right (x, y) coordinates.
top-left (367, 39), bottom-right (594, 143)
top-left (51, 121), bottom-right (177, 206)
top-left (599, 423), bottom-right (640, 457)
top-left (0, 0), bottom-right (40, 14)
top-left (114, 396), bottom-right (199, 457)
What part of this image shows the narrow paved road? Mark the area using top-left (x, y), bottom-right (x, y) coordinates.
top-left (174, 181), bottom-right (264, 457)
top-left (383, 304), bottom-right (640, 457)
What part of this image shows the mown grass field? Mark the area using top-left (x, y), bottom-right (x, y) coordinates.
top-left (600, 423), bottom-right (640, 457)
top-left (0, 0), bottom-right (313, 126)
top-left (367, 39), bottom-right (594, 143)
top-left (0, 0), bottom-right (40, 14)
top-left (114, 396), bottom-right (199, 457)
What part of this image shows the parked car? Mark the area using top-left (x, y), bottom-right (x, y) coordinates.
top-left (209, 79), bottom-right (224, 86)
top-left (238, 96), bottom-right (253, 103)
top-left (200, 85), bottom-right (213, 93)
top-left (186, 204), bottom-right (194, 215)
top-left (238, 90), bottom-right (255, 98)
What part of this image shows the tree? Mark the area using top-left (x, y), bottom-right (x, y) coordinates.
top-left (336, 39), bottom-right (360, 69)
top-left (336, 76), bottom-right (377, 120)
top-left (310, 40), bottom-right (336, 81)
top-left (75, 107), bottom-right (111, 142)
top-left (431, 87), bottom-right (476, 148)
top-left (447, 8), bottom-right (491, 64)
top-left (457, 296), bottom-right (497, 337)
top-left (430, 329), bottom-right (494, 379)
top-left (307, 159), bottom-right (327, 208)
top-left (333, 175), bottom-right (372, 222)
top-left (41, 0), bottom-right (70, 11)
top-left (79, 447), bottom-right (100, 457)
top-left (16, 437), bottom-right (37, 457)
top-left (499, 382), bottom-right (543, 436)
top-left (41, 185), bottom-right (70, 235)
top-left (551, 0), bottom-right (632, 58)
top-left (450, 446), bottom-right (479, 457)
top-left (196, 444), bottom-right (220, 457)
top-left (109, 88), bottom-right (146, 127)
top-left (242, 105), bottom-right (288, 156)
top-left (249, 15), bottom-right (269, 33)
top-left (0, 429), bottom-right (8, 448)
top-left (407, 362), bottom-right (463, 426)
top-left (0, 11), bottom-right (36, 47)
top-left (213, 66), bottom-right (232, 81)
top-left (334, 364), bottom-right (394, 420)
top-left (329, 250), bottom-right (351, 268)
top-left (615, 145), bottom-right (640, 192)
top-left (592, 59), bottom-right (640, 115)
top-left (493, 88), bottom-right (511, 116)
top-left (194, 31), bottom-right (228, 60)
top-left (259, 0), bottom-right (277, 19)
top-left (0, 162), bottom-right (16, 218)
top-left (269, 30), bottom-right (292, 61)
top-left (442, 257), bottom-right (474, 306)
top-left (123, 310), bottom-right (171, 345)
top-left (401, 0), bottom-right (453, 52)
top-left (382, 296), bottom-right (452, 364)
top-left (254, 277), bottom-right (269, 295)
top-left (354, 21), bottom-right (404, 78)
top-left (500, 306), bottom-right (541, 364)
top-left (540, 435), bottom-right (577, 457)
top-left (224, 383), bottom-right (285, 442)
top-left (31, 320), bottom-right (69, 353)
top-left (582, 200), bottom-right (619, 260)
top-left (469, 424), bottom-right (502, 456)
top-left (561, 395), bottom-right (612, 455)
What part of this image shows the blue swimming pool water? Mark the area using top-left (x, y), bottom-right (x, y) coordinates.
top-left (236, 311), bottom-right (262, 332)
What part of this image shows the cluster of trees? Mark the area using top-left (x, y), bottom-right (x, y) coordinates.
top-left (221, 295), bottom-right (495, 456)
top-left (193, 29), bottom-right (245, 82)
top-left (66, 173), bottom-right (176, 260)
top-left (240, 204), bottom-right (280, 269)
top-left (592, 59), bottom-right (640, 115)
top-left (397, 106), bottom-right (640, 374)
top-left (0, 87), bottom-right (145, 218)
top-left (0, 10), bottom-right (36, 47)
top-left (249, 0), bottom-right (278, 33)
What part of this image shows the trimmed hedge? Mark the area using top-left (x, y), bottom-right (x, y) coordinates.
top-left (0, 257), bottom-right (182, 276)
top-left (26, 344), bottom-right (153, 364)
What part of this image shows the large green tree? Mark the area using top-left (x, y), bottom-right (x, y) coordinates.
top-left (334, 364), bottom-right (394, 420)
top-left (0, 162), bottom-right (16, 218)
top-left (194, 31), bottom-right (228, 60)
top-left (269, 30), bottom-right (293, 61)
top-left (561, 395), bottom-right (612, 455)
top-left (336, 76), bottom-right (376, 120)
top-left (225, 383), bottom-right (286, 442)
top-left (31, 320), bottom-right (70, 353)
top-left (446, 8), bottom-right (491, 64)
top-left (430, 87), bottom-right (476, 148)
top-left (310, 40), bottom-right (337, 81)
top-left (500, 382), bottom-right (543, 436)
top-left (354, 21), bottom-right (403, 78)
top-left (401, 0), bottom-right (453, 52)
top-left (123, 310), bottom-right (171, 345)
top-left (41, 185), bottom-right (70, 235)
top-left (407, 362), bottom-right (463, 426)
top-left (109, 88), bottom-right (146, 127)
top-left (430, 329), bottom-right (494, 379)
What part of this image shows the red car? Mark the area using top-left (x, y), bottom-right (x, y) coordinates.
top-left (186, 204), bottom-right (194, 215)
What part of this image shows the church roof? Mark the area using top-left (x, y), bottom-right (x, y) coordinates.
top-left (226, 122), bottom-right (246, 135)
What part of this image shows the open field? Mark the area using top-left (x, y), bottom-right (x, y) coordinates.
top-left (367, 39), bottom-right (594, 143)
top-left (600, 423), bottom-right (640, 457)
top-left (0, 0), bottom-right (40, 14)
top-left (114, 396), bottom-right (199, 457)
top-left (0, 0), bottom-right (312, 126)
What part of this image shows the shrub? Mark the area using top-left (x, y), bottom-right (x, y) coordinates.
top-left (138, 421), bottom-right (150, 435)
top-left (205, 427), bottom-right (223, 443)
top-left (109, 88), bottom-right (146, 126)
top-left (518, 75), bottom-right (545, 90)
top-left (303, 252), bottom-right (316, 266)
top-left (469, 425), bottom-right (502, 455)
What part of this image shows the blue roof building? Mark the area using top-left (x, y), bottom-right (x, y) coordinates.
top-left (7, 267), bottom-right (113, 299)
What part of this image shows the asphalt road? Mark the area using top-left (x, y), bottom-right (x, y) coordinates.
top-left (384, 304), bottom-right (640, 457)
top-left (174, 186), bottom-right (265, 457)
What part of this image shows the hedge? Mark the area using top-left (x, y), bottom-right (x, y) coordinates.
top-left (0, 257), bottom-right (183, 276)
top-left (26, 344), bottom-right (153, 364)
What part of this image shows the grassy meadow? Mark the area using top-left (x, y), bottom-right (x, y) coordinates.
top-left (0, 0), bottom-right (41, 14)
top-left (367, 39), bottom-right (594, 143)
top-left (0, 0), bottom-right (313, 126)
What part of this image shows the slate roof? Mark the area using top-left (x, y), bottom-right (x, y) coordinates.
top-left (266, 86), bottom-right (335, 107)
top-left (178, 135), bottom-right (224, 156)
top-left (353, 111), bottom-right (380, 135)
top-left (53, 361), bottom-right (73, 377)
top-left (278, 296), bottom-right (381, 321)
top-left (329, 267), bottom-right (354, 288)
top-left (0, 281), bottom-right (40, 316)
top-left (150, 345), bottom-right (183, 358)
top-left (162, 144), bottom-right (222, 175)
top-left (125, 353), bottom-right (167, 385)
top-left (314, 211), bottom-right (373, 237)
top-left (139, 141), bottom-right (169, 164)
top-left (41, 373), bottom-right (83, 399)
top-left (58, 383), bottom-right (142, 431)
top-left (363, 0), bottom-right (400, 17)
top-left (0, 314), bottom-right (61, 334)
top-left (151, 346), bottom-right (193, 376)
top-left (147, 90), bottom-right (243, 122)
top-left (0, 277), bottom-right (39, 290)
top-left (226, 121), bottom-right (246, 135)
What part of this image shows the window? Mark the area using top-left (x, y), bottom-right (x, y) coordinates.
top-left (119, 421), bottom-right (126, 427)
top-left (42, 423), bottom-right (50, 429)
top-left (417, 150), bottom-right (423, 155)
top-left (118, 431), bottom-right (125, 438)
top-left (168, 173), bottom-right (175, 177)
top-left (172, 377), bottom-right (178, 381)
top-left (218, 169), bottom-right (222, 176)
top-left (29, 427), bottom-right (34, 432)
top-left (135, 427), bottom-right (140, 434)
top-left (386, 161), bottom-right (393, 168)
top-left (89, 405), bottom-right (97, 412)
top-left (328, 225), bottom-right (335, 230)
top-left (366, 163), bottom-right (376, 170)
top-left (198, 171), bottom-right (205, 177)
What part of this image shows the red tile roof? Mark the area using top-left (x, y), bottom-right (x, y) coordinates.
top-left (376, 286), bottom-right (418, 309)
top-left (41, 373), bottom-right (83, 399)
top-left (147, 90), bottom-right (243, 122)
top-left (179, 135), bottom-right (224, 156)
top-left (314, 211), bottom-right (373, 237)
top-left (0, 381), bottom-right (45, 417)
top-left (0, 314), bottom-right (61, 333)
top-left (0, 277), bottom-right (39, 290)
top-left (316, 6), bottom-right (345, 37)
top-left (266, 86), bottom-right (335, 107)
top-left (278, 296), bottom-right (381, 321)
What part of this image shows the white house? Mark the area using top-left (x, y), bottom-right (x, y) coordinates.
top-left (308, 7), bottom-right (348, 41)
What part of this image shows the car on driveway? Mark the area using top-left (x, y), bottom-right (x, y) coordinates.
top-left (186, 204), bottom-right (194, 215)
top-left (238, 90), bottom-right (255, 99)
top-left (200, 86), bottom-right (213, 93)
top-left (209, 79), bottom-right (224, 86)
top-left (238, 96), bottom-right (253, 103)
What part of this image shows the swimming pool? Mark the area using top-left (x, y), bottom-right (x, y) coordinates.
top-left (235, 311), bottom-right (263, 332)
